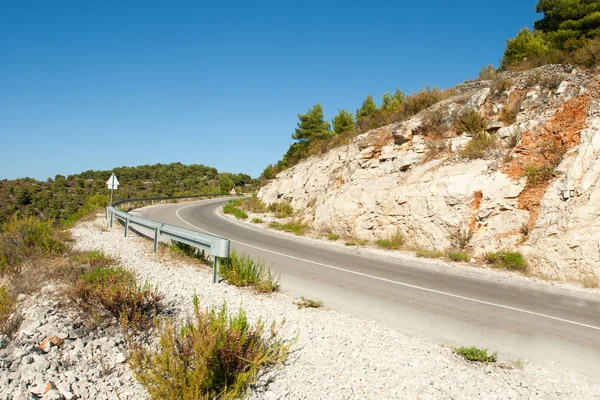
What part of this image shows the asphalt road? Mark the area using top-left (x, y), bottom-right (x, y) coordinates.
top-left (135, 198), bottom-right (600, 380)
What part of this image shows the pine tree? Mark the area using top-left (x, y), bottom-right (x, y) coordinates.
top-left (292, 104), bottom-right (332, 142)
top-left (356, 95), bottom-right (378, 122)
top-left (332, 109), bottom-right (354, 135)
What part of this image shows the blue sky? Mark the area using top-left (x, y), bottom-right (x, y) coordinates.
top-left (0, 1), bottom-right (539, 180)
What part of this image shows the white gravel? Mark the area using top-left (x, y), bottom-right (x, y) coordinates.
top-left (70, 214), bottom-right (600, 399)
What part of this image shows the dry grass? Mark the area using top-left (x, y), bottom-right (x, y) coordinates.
top-left (581, 275), bottom-right (599, 289)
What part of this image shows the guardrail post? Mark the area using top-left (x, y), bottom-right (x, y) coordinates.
top-left (153, 227), bottom-right (159, 252)
top-left (213, 256), bottom-right (219, 283)
top-left (124, 217), bottom-right (129, 237)
top-left (110, 211), bottom-right (114, 227)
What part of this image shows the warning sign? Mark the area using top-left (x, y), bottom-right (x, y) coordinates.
top-left (229, 188), bottom-right (237, 195)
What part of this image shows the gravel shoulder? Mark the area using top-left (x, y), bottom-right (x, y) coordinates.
top-left (66, 214), bottom-right (600, 399)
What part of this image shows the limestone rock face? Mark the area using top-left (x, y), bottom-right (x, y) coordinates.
top-left (258, 65), bottom-right (600, 280)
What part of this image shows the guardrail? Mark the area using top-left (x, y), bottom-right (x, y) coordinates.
top-left (106, 194), bottom-right (231, 283)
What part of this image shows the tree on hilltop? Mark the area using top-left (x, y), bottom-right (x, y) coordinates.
top-left (292, 104), bottom-right (332, 142)
top-left (332, 109), bottom-right (354, 135)
top-left (356, 95), bottom-right (378, 122)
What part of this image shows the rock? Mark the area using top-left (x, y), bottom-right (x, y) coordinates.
top-left (113, 353), bottom-right (126, 365)
top-left (486, 120), bottom-right (504, 132)
top-left (392, 118), bottom-right (421, 145)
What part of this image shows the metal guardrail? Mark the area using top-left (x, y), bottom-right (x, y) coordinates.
top-left (106, 194), bottom-right (230, 283)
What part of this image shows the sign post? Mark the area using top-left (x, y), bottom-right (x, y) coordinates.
top-left (106, 173), bottom-right (120, 205)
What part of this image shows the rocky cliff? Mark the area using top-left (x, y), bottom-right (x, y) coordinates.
top-left (258, 65), bottom-right (600, 281)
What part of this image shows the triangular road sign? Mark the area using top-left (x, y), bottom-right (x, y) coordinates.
top-left (229, 188), bottom-right (236, 195)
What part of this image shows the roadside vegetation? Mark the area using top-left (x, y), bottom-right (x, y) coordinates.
top-left (0, 162), bottom-right (256, 228)
top-left (219, 250), bottom-right (280, 293)
top-left (454, 346), bottom-right (498, 363)
top-left (485, 252), bottom-right (528, 272)
top-left (129, 295), bottom-right (292, 400)
top-left (0, 286), bottom-right (16, 335)
top-left (375, 230), bottom-right (405, 250)
top-left (296, 297), bottom-right (324, 309)
top-left (269, 221), bottom-right (308, 236)
top-left (223, 200), bottom-right (248, 219)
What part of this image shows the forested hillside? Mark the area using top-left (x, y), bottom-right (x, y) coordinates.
top-left (0, 162), bottom-right (254, 227)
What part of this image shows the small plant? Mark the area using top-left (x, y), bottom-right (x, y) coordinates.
top-left (477, 64), bottom-right (497, 81)
top-left (447, 251), bottom-right (470, 262)
top-left (251, 217), bottom-right (264, 224)
top-left (519, 223), bottom-right (529, 237)
top-left (307, 198), bottom-right (317, 208)
top-left (344, 242), bottom-right (356, 246)
top-left (485, 251), bottom-right (528, 272)
top-left (0, 215), bottom-right (67, 275)
top-left (376, 230), bottom-right (405, 250)
top-left (169, 242), bottom-right (205, 261)
top-left (500, 101), bottom-right (521, 125)
top-left (582, 275), bottom-right (599, 289)
top-left (72, 266), bottom-right (163, 328)
top-left (460, 132), bottom-right (497, 160)
top-left (296, 297), bottom-right (323, 309)
top-left (268, 201), bottom-right (294, 218)
top-left (449, 226), bottom-right (473, 250)
top-left (219, 250), bottom-right (279, 293)
top-left (0, 286), bottom-right (17, 335)
top-left (130, 296), bottom-right (291, 400)
top-left (269, 221), bottom-right (308, 236)
top-left (71, 250), bottom-right (115, 268)
top-left (223, 201), bottom-right (248, 219)
top-left (507, 129), bottom-right (522, 148)
top-left (454, 108), bottom-right (486, 135)
top-left (240, 195), bottom-right (267, 213)
top-left (523, 164), bottom-right (554, 186)
top-left (327, 233), bottom-right (340, 241)
top-left (540, 75), bottom-right (564, 89)
top-left (503, 154), bottom-right (514, 164)
top-left (416, 248), bottom-right (445, 259)
top-left (454, 346), bottom-right (497, 363)
top-left (493, 78), bottom-right (513, 94)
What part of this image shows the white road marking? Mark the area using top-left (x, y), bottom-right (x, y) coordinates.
top-left (175, 203), bottom-right (600, 332)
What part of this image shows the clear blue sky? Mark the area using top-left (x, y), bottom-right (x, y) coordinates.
top-left (0, 1), bottom-right (539, 180)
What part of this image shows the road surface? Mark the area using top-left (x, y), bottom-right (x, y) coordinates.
top-left (134, 198), bottom-right (600, 380)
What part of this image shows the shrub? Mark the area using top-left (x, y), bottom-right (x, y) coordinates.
top-left (477, 64), bottom-right (497, 81)
top-left (296, 297), bottom-right (323, 309)
top-left (454, 346), bottom-right (497, 363)
top-left (485, 251), bottom-right (528, 272)
top-left (223, 202), bottom-right (248, 220)
top-left (269, 221), bottom-right (308, 236)
top-left (251, 217), bottom-right (264, 224)
top-left (507, 129), bottom-right (522, 148)
top-left (402, 85), bottom-right (448, 117)
top-left (219, 250), bottom-right (279, 293)
top-left (416, 248), bottom-right (445, 259)
top-left (327, 233), bottom-right (340, 241)
top-left (169, 242), bottom-right (205, 261)
top-left (500, 100), bottom-right (521, 125)
top-left (63, 193), bottom-right (110, 226)
top-left (376, 230), bottom-right (405, 250)
top-left (0, 215), bottom-right (66, 275)
top-left (240, 195), bottom-right (267, 213)
top-left (72, 266), bottom-right (163, 328)
top-left (523, 164), bottom-right (554, 185)
top-left (460, 132), bottom-right (497, 160)
top-left (268, 202), bottom-right (294, 218)
top-left (130, 296), bottom-right (291, 400)
top-left (0, 286), bottom-right (17, 335)
top-left (493, 78), bottom-right (513, 93)
top-left (582, 276), bottom-right (599, 289)
top-left (70, 250), bottom-right (115, 268)
top-left (454, 108), bottom-right (486, 135)
top-left (447, 251), bottom-right (470, 262)
top-left (449, 226), bottom-right (473, 250)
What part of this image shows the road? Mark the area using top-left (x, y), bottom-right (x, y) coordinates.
top-left (135, 198), bottom-right (600, 380)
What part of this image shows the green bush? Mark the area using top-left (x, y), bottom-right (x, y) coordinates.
top-left (219, 250), bottom-right (279, 293)
top-left (447, 251), bottom-right (470, 262)
top-left (72, 266), bottom-right (163, 328)
top-left (130, 296), bottom-right (291, 400)
top-left (454, 346), bottom-right (497, 363)
top-left (296, 297), bottom-right (323, 309)
top-left (523, 164), bottom-right (554, 185)
top-left (327, 233), bottom-right (340, 241)
top-left (63, 193), bottom-right (109, 226)
top-left (269, 221), bottom-right (308, 236)
top-left (70, 250), bottom-right (115, 268)
top-left (169, 242), bottom-right (205, 261)
top-left (460, 132), bottom-right (498, 160)
top-left (0, 215), bottom-right (66, 275)
top-left (268, 202), bottom-right (294, 218)
top-left (251, 217), bottom-right (264, 224)
top-left (416, 248), bottom-right (445, 259)
top-left (376, 230), bottom-right (405, 250)
top-left (223, 201), bottom-right (248, 220)
top-left (485, 251), bottom-right (528, 272)
top-left (0, 286), bottom-right (17, 335)
top-left (454, 108), bottom-right (486, 135)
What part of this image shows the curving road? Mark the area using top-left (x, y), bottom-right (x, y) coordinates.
top-left (134, 198), bottom-right (600, 380)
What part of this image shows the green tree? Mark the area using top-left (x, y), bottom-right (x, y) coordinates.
top-left (332, 109), bottom-right (354, 135)
top-left (356, 95), bottom-right (378, 121)
top-left (500, 28), bottom-right (550, 69)
top-left (381, 89), bottom-right (404, 111)
top-left (535, 0), bottom-right (600, 47)
top-left (292, 104), bottom-right (332, 142)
